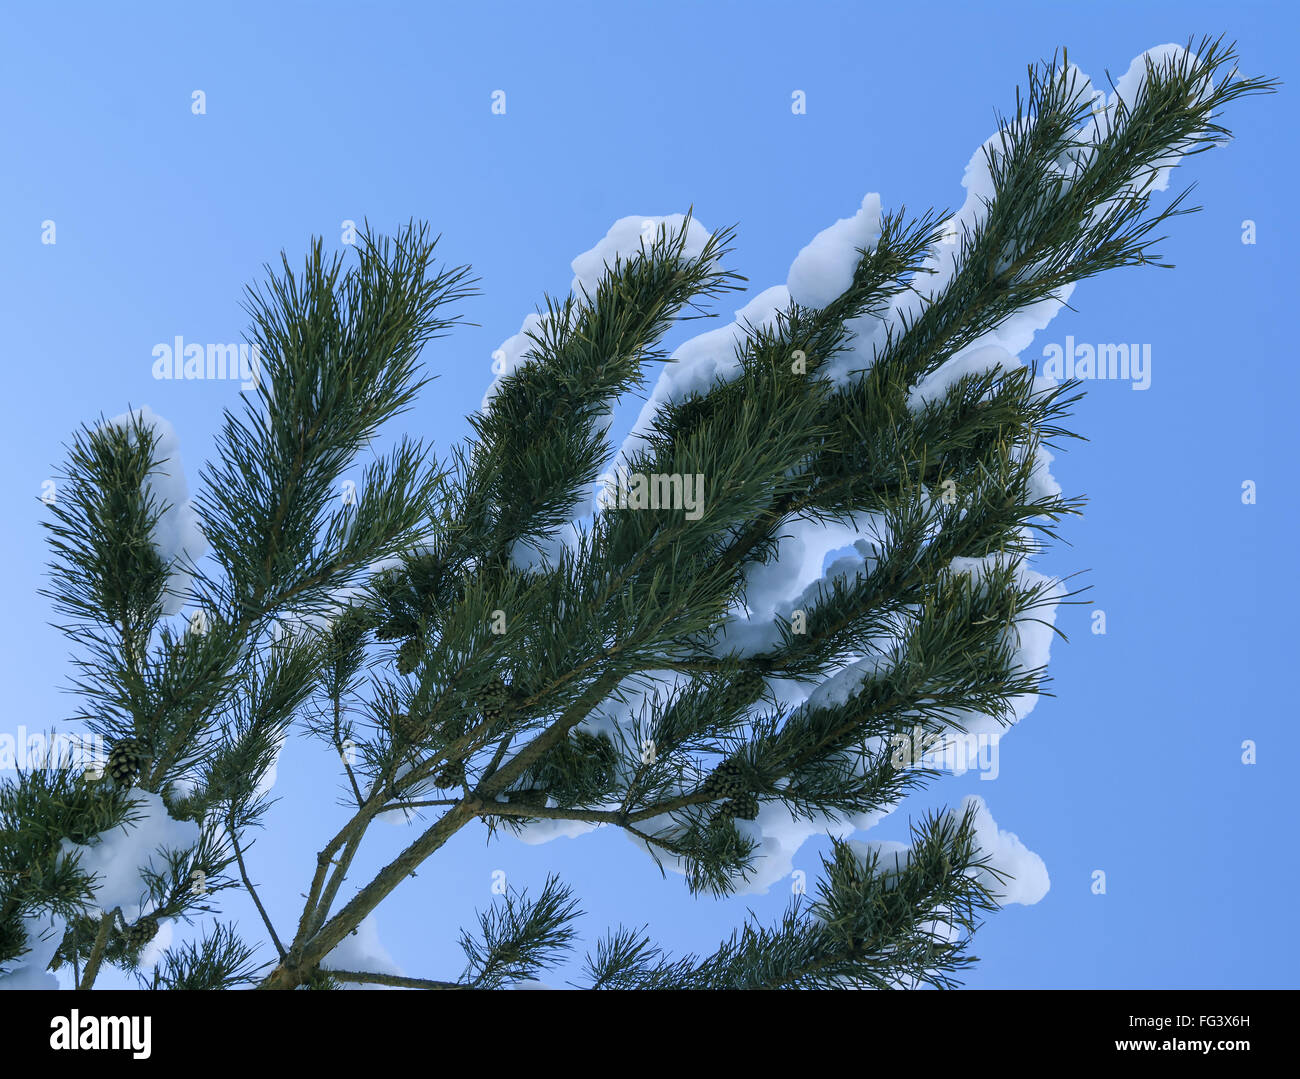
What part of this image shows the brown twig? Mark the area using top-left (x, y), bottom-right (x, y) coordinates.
top-left (325, 968), bottom-right (468, 990)
top-left (78, 907), bottom-right (119, 990)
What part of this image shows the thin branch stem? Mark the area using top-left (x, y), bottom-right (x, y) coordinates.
top-left (326, 968), bottom-right (468, 990)
top-left (230, 822), bottom-right (286, 959)
top-left (78, 908), bottom-right (119, 990)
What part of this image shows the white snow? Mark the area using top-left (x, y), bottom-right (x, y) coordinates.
top-left (320, 913), bottom-right (405, 989)
top-left (481, 213), bottom-right (750, 572)
top-left (959, 794), bottom-right (1049, 905)
top-left (787, 193), bottom-right (883, 309)
top-left (485, 211), bottom-right (719, 419)
top-left (616, 285), bottom-right (790, 469)
top-left (569, 213), bottom-right (717, 298)
top-left (1092, 44), bottom-right (1215, 193)
top-left (847, 794), bottom-right (1049, 907)
top-left (57, 790), bottom-right (201, 926)
top-left (920, 554), bottom-right (1067, 773)
top-left (0, 791), bottom-right (198, 990)
top-left (0, 911), bottom-right (67, 990)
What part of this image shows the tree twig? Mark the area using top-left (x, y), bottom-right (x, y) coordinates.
top-left (230, 822), bottom-right (286, 959)
top-left (325, 968), bottom-right (468, 990)
top-left (78, 907), bottom-right (119, 990)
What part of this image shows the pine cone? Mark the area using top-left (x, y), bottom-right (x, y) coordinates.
top-left (433, 761), bottom-right (466, 789)
top-left (716, 669), bottom-right (767, 716)
top-left (531, 729), bottom-right (618, 805)
top-left (331, 606), bottom-right (369, 651)
top-left (396, 637), bottom-right (423, 675)
top-left (698, 758), bottom-right (747, 800)
top-left (713, 792), bottom-right (760, 824)
top-left (477, 675), bottom-right (509, 723)
top-left (389, 711), bottom-right (424, 745)
top-left (120, 916), bottom-right (159, 950)
top-left (107, 737), bottom-right (151, 787)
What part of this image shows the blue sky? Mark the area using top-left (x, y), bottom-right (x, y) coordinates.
top-left (1, 0), bottom-right (1296, 989)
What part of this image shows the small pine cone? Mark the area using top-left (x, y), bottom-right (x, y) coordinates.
top-left (433, 761), bottom-right (466, 788)
top-left (571, 729), bottom-right (615, 761)
top-left (107, 737), bottom-right (151, 787)
top-left (712, 792), bottom-right (759, 826)
top-left (477, 676), bottom-right (509, 723)
top-left (698, 758), bottom-right (747, 800)
top-left (390, 711), bottom-right (424, 745)
top-left (120, 916), bottom-right (159, 950)
top-left (396, 637), bottom-right (422, 675)
top-left (331, 606), bottom-right (369, 650)
top-left (716, 669), bottom-right (767, 716)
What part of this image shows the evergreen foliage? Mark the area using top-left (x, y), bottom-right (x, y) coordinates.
top-left (0, 39), bottom-right (1274, 989)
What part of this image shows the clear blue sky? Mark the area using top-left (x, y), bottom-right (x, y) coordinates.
top-left (1, 0), bottom-right (1295, 989)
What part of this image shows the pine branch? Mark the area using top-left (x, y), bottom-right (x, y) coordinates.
top-left (12, 40), bottom-right (1272, 992)
top-left (135, 922), bottom-right (261, 990)
top-left (325, 968), bottom-right (467, 990)
top-left (458, 874), bottom-right (581, 990)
